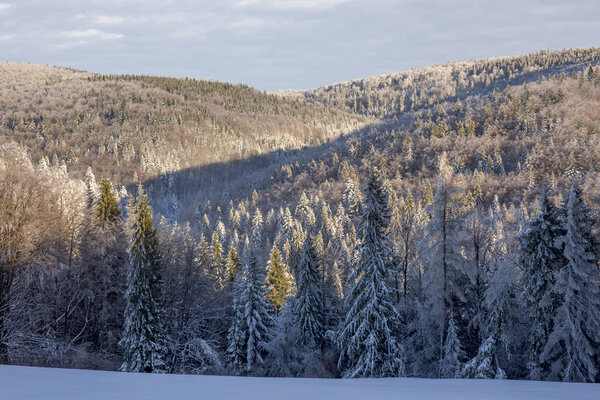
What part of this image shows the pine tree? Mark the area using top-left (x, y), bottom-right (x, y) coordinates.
top-left (337, 170), bottom-right (405, 378)
top-left (294, 234), bottom-right (325, 347)
top-left (96, 175), bottom-right (121, 224)
top-left (241, 240), bottom-right (272, 374)
top-left (226, 244), bottom-right (241, 282)
top-left (120, 186), bottom-right (167, 373)
top-left (226, 271), bottom-right (247, 375)
top-left (461, 335), bottom-right (506, 379)
top-left (541, 185), bottom-right (600, 382)
top-left (212, 231), bottom-right (226, 289)
top-left (265, 244), bottom-right (294, 314)
top-left (84, 166), bottom-right (99, 207)
top-left (517, 190), bottom-right (564, 380)
top-left (440, 311), bottom-right (465, 378)
top-left (227, 211), bottom-right (273, 375)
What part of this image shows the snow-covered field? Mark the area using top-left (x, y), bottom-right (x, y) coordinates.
top-left (1, 365), bottom-right (599, 400)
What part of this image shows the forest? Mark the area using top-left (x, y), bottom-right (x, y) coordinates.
top-left (1, 48), bottom-right (600, 382)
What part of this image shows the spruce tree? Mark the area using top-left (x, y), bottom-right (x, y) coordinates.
top-left (541, 185), bottom-right (600, 382)
top-left (241, 253), bottom-right (272, 373)
top-left (517, 190), bottom-right (564, 380)
top-left (440, 311), bottom-right (465, 378)
top-left (96, 175), bottom-right (121, 224)
top-left (461, 335), bottom-right (506, 379)
top-left (212, 231), bottom-right (226, 289)
top-left (120, 186), bottom-right (167, 373)
top-left (337, 170), bottom-right (405, 378)
top-left (226, 244), bottom-right (241, 282)
top-left (294, 234), bottom-right (325, 347)
top-left (265, 244), bottom-right (294, 315)
top-left (226, 271), bottom-right (247, 375)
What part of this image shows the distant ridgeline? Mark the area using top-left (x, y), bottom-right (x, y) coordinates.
top-left (295, 48), bottom-right (600, 119)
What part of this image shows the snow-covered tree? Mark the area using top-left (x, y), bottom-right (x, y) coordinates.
top-left (439, 311), bottom-right (465, 378)
top-left (226, 271), bottom-right (247, 375)
top-left (541, 184), bottom-right (600, 382)
top-left (294, 234), bottom-right (325, 347)
top-left (266, 244), bottom-right (295, 314)
top-left (421, 154), bottom-right (467, 370)
top-left (337, 170), bottom-right (405, 378)
top-left (517, 190), bottom-right (564, 380)
top-left (461, 335), bottom-right (506, 379)
top-left (78, 176), bottom-right (127, 351)
top-left (120, 186), bottom-right (167, 373)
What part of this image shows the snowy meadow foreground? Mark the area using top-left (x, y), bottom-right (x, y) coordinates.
top-left (1, 365), bottom-right (599, 400)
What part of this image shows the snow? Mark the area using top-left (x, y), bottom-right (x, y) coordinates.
top-left (2, 365), bottom-right (599, 400)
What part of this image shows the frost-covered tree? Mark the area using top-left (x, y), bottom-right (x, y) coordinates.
top-left (78, 176), bottom-right (126, 351)
top-left (226, 271), bottom-right (247, 375)
top-left (461, 335), bottom-right (506, 379)
top-left (421, 154), bottom-right (467, 371)
top-left (517, 190), bottom-right (564, 380)
top-left (240, 242), bottom-right (273, 374)
top-left (120, 186), bottom-right (167, 373)
top-left (266, 244), bottom-right (294, 314)
top-left (541, 185), bottom-right (600, 382)
top-left (337, 170), bottom-right (405, 378)
top-left (439, 311), bottom-right (465, 378)
top-left (294, 234), bottom-right (325, 347)
top-left (226, 243), bottom-right (241, 282)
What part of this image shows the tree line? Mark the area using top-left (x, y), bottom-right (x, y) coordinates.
top-left (1, 143), bottom-right (599, 382)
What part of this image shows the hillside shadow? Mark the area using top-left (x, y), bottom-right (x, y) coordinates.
top-left (137, 118), bottom-right (396, 221)
top-left (138, 59), bottom-right (599, 222)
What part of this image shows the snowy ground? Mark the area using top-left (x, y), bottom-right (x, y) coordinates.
top-left (1, 365), bottom-right (599, 400)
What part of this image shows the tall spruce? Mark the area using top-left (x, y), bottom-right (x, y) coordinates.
top-left (265, 244), bottom-right (294, 315)
top-left (517, 190), bottom-right (564, 380)
top-left (541, 184), bottom-right (600, 382)
top-left (440, 311), bottom-right (465, 378)
top-left (120, 186), bottom-right (167, 373)
top-left (337, 170), bottom-right (405, 378)
top-left (294, 234), bottom-right (325, 347)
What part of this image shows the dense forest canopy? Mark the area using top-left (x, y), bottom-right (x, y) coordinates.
top-left (1, 48), bottom-right (600, 382)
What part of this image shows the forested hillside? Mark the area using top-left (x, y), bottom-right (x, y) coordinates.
top-left (1, 49), bottom-right (600, 383)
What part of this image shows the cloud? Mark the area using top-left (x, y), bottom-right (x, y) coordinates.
top-left (0, 3), bottom-right (10, 13)
top-left (55, 29), bottom-right (123, 48)
top-left (76, 13), bottom-right (126, 26)
top-left (234, 0), bottom-right (348, 12)
top-left (0, 34), bottom-right (14, 41)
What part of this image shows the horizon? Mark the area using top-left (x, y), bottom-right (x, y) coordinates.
top-left (1, 1), bottom-right (599, 91)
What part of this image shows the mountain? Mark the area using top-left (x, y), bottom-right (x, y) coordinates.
top-left (2, 49), bottom-right (600, 380)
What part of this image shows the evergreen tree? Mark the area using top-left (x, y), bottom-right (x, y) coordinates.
top-left (226, 272), bottom-right (247, 375)
top-left (440, 311), bottom-right (465, 378)
top-left (461, 335), bottom-right (506, 379)
top-left (240, 237), bottom-right (273, 374)
top-left (294, 234), bottom-right (325, 347)
top-left (96, 175), bottom-right (121, 224)
top-left (265, 244), bottom-right (295, 314)
top-left (84, 166), bottom-right (99, 207)
top-left (337, 170), bottom-right (405, 378)
top-left (226, 244), bottom-right (241, 282)
top-left (212, 231), bottom-right (226, 289)
top-left (541, 185), bottom-right (600, 382)
top-left (517, 190), bottom-right (564, 380)
top-left (120, 186), bottom-right (167, 373)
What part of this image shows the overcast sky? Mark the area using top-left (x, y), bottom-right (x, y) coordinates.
top-left (1, 0), bottom-right (599, 91)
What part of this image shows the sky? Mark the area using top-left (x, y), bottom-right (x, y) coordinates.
top-left (1, 0), bottom-right (599, 91)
